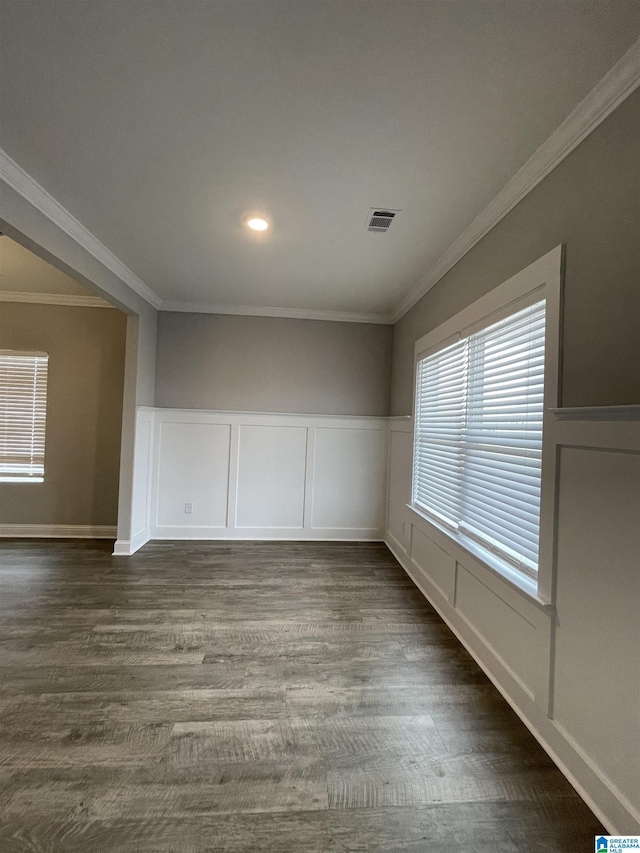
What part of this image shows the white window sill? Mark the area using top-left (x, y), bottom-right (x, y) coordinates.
top-left (406, 503), bottom-right (553, 611)
top-left (0, 478), bottom-right (44, 484)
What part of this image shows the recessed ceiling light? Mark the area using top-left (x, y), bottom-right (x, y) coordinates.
top-left (245, 216), bottom-right (269, 231)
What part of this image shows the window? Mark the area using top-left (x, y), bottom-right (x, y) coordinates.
top-left (0, 350), bottom-right (49, 483)
top-left (412, 246), bottom-right (562, 589)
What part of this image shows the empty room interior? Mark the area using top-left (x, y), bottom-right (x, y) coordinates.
top-left (0, 2), bottom-right (639, 851)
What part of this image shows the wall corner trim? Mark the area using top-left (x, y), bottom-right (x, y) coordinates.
top-left (390, 36), bottom-right (640, 323)
top-left (0, 148), bottom-right (163, 310)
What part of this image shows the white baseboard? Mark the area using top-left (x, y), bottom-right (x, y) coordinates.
top-left (114, 529), bottom-right (381, 554)
top-left (150, 527), bottom-right (383, 541)
top-left (385, 533), bottom-right (639, 836)
top-left (0, 524), bottom-right (116, 539)
top-left (113, 539), bottom-right (135, 556)
top-left (113, 527), bottom-right (150, 556)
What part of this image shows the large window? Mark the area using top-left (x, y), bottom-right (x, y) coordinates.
top-left (414, 301), bottom-right (545, 577)
top-left (0, 350), bottom-right (49, 483)
top-left (411, 246), bottom-right (562, 589)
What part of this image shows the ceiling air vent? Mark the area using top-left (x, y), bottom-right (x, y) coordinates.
top-left (365, 208), bottom-right (400, 233)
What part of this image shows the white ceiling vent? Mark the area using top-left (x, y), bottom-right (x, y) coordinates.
top-left (364, 208), bottom-right (400, 233)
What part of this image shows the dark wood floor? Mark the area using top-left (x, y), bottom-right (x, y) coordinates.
top-left (0, 540), bottom-right (602, 852)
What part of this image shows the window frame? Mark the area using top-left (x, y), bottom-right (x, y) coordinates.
top-left (0, 349), bottom-right (50, 484)
top-left (411, 246), bottom-right (563, 602)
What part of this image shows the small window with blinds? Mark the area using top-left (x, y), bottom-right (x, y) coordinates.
top-left (0, 350), bottom-right (49, 483)
top-left (413, 300), bottom-right (546, 578)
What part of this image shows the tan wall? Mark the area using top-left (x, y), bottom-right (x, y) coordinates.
top-left (155, 313), bottom-right (393, 417)
top-left (390, 88), bottom-right (640, 414)
top-left (0, 303), bottom-right (127, 526)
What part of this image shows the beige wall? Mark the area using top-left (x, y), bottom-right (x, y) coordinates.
top-left (390, 88), bottom-right (640, 415)
top-left (155, 313), bottom-right (393, 417)
top-left (0, 303), bottom-right (127, 526)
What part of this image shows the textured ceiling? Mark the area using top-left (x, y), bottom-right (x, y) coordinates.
top-left (1, 1), bottom-right (639, 317)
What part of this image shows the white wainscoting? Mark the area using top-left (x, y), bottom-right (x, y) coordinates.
top-left (143, 408), bottom-right (387, 541)
top-left (386, 413), bottom-right (640, 834)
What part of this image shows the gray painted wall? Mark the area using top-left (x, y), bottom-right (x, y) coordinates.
top-left (155, 313), bottom-right (393, 417)
top-left (391, 88), bottom-right (640, 415)
top-left (0, 303), bottom-right (127, 526)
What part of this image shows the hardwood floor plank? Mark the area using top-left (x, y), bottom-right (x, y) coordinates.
top-left (0, 662), bottom-right (244, 695)
top-left (203, 638), bottom-right (408, 663)
top-left (243, 656), bottom-right (486, 690)
top-left (0, 723), bottom-right (173, 769)
top-left (168, 718), bottom-right (319, 764)
top-left (0, 762), bottom-right (330, 819)
top-left (326, 769), bottom-right (585, 809)
top-left (285, 683), bottom-right (504, 717)
top-left (0, 803), bottom-right (602, 853)
top-left (0, 645), bottom-right (206, 667)
top-left (2, 688), bottom-right (287, 733)
top-left (323, 802), bottom-right (603, 853)
top-left (0, 812), bottom-right (333, 853)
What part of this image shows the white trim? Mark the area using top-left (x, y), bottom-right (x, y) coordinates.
top-left (0, 149), bottom-right (162, 309)
top-left (0, 524), bottom-right (116, 539)
top-left (112, 539), bottom-right (134, 556)
top-left (160, 300), bottom-right (392, 325)
top-left (151, 531), bottom-right (383, 542)
top-left (0, 290), bottom-right (114, 309)
top-left (390, 36), bottom-right (640, 323)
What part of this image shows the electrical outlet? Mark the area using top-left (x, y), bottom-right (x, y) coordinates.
top-left (184, 502), bottom-right (193, 514)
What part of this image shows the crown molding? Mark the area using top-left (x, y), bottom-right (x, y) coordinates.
top-left (390, 36), bottom-right (640, 324)
top-left (0, 290), bottom-right (114, 308)
top-left (0, 149), bottom-right (162, 309)
top-left (161, 300), bottom-right (393, 325)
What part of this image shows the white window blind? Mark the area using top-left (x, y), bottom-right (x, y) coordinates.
top-left (0, 350), bottom-right (49, 482)
top-left (413, 300), bottom-right (546, 577)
